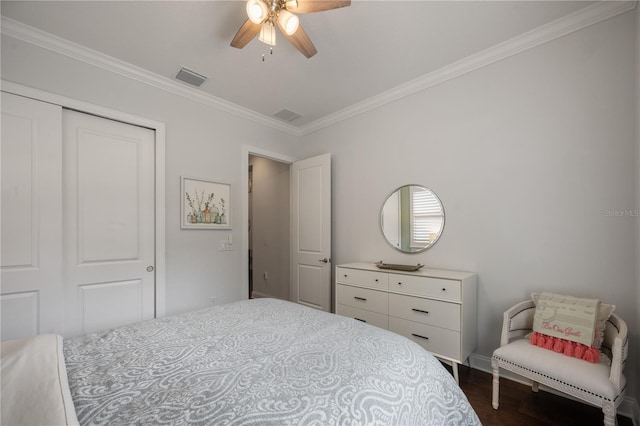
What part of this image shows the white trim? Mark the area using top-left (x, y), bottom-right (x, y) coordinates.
top-left (1, 80), bottom-right (168, 318)
top-left (470, 353), bottom-right (640, 424)
top-left (241, 145), bottom-right (296, 300)
top-left (1, 1), bottom-right (636, 137)
top-left (299, 0), bottom-right (637, 135)
top-left (0, 16), bottom-right (299, 137)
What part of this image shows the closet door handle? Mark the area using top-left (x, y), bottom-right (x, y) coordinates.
top-left (411, 308), bottom-right (429, 315)
top-left (411, 333), bottom-right (429, 341)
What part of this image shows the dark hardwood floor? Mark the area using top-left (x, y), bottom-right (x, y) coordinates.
top-left (453, 365), bottom-right (633, 426)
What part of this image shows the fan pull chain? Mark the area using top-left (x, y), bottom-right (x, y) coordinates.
top-left (261, 48), bottom-right (274, 62)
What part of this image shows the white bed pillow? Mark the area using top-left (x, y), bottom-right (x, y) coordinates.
top-left (1, 334), bottom-right (79, 426)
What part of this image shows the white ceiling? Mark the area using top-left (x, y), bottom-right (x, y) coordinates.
top-left (2, 1), bottom-right (597, 129)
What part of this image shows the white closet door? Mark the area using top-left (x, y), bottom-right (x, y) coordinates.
top-left (63, 110), bottom-right (155, 337)
top-left (1, 92), bottom-right (64, 340)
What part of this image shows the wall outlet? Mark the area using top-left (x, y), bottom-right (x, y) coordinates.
top-left (219, 241), bottom-right (232, 251)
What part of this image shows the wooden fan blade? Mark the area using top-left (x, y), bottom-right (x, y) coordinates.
top-left (230, 19), bottom-right (262, 49)
top-left (278, 22), bottom-right (317, 58)
top-left (286, 0), bottom-right (350, 13)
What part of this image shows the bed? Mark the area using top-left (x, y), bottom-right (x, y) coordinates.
top-left (2, 298), bottom-right (480, 425)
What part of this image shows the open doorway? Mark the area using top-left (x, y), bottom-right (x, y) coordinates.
top-left (248, 155), bottom-right (291, 300)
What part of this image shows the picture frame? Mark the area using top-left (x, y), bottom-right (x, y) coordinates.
top-left (181, 176), bottom-right (231, 229)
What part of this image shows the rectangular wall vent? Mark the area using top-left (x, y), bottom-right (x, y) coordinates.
top-left (175, 67), bottom-right (207, 87)
top-left (273, 109), bottom-right (302, 122)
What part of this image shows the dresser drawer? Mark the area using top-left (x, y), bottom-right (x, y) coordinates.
top-left (389, 274), bottom-right (461, 302)
top-left (389, 293), bottom-right (460, 331)
top-left (336, 267), bottom-right (388, 291)
top-left (336, 284), bottom-right (388, 314)
top-left (336, 304), bottom-right (388, 330)
top-left (389, 317), bottom-right (460, 360)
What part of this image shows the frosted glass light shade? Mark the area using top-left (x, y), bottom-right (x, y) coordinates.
top-left (278, 10), bottom-right (299, 35)
top-left (259, 23), bottom-right (276, 45)
top-left (246, 0), bottom-right (268, 24)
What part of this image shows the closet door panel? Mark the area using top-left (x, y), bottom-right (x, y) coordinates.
top-left (0, 92), bottom-right (64, 340)
top-left (63, 109), bottom-right (156, 337)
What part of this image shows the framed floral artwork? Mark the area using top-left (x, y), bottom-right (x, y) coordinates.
top-left (181, 176), bottom-right (231, 229)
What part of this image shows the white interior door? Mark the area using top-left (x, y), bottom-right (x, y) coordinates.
top-left (1, 92), bottom-right (64, 340)
top-left (290, 153), bottom-right (331, 312)
top-left (63, 110), bottom-right (156, 336)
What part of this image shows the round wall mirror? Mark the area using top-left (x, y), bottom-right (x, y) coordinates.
top-left (380, 185), bottom-right (445, 253)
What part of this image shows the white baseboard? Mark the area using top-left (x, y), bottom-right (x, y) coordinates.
top-left (469, 353), bottom-right (640, 426)
top-left (250, 290), bottom-right (272, 299)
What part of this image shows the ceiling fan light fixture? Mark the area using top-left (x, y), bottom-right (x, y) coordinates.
top-left (259, 22), bottom-right (277, 46)
top-left (246, 0), bottom-right (268, 24)
top-left (278, 10), bottom-right (299, 35)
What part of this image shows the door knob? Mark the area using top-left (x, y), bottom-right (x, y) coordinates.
top-left (146, 266), bottom-right (154, 272)
top-left (319, 258), bottom-right (329, 263)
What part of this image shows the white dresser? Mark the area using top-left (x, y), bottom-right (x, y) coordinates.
top-left (335, 262), bottom-right (477, 382)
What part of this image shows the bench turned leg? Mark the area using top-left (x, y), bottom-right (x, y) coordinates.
top-left (492, 364), bottom-right (500, 409)
top-left (602, 402), bottom-right (617, 426)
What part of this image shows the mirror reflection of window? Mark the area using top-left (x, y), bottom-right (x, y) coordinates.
top-left (380, 185), bottom-right (445, 253)
top-left (410, 187), bottom-right (444, 250)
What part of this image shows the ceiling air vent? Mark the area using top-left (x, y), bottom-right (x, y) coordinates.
top-left (175, 67), bottom-right (207, 87)
top-left (273, 109), bottom-right (302, 122)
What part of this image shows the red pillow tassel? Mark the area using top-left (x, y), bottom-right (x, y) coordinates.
top-left (529, 332), bottom-right (600, 363)
top-left (563, 340), bottom-right (575, 357)
top-left (574, 343), bottom-right (586, 359)
top-left (553, 337), bottom-right (564, 353)
top-left (543, 335), bottom-right (554, 350)
top-left (530, 332), bottom-right (539, 345)
top-left (583, 346), bottom-right (600, 363)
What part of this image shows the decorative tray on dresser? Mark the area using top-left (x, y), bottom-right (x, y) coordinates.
top-left (335, 262), bottom-right (477, 383)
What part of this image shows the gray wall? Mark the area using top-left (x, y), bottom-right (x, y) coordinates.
top-left (1, 34), bottom-right (300, 316)
top-left (249, 155), bottom-right (291, 300)
top-left (635, 5), bottom-right (640, 410)
top-left (299, 10), bottom-right (639, 402)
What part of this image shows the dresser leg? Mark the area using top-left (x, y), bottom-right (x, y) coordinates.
top-left (452, 362), bottom-right (459, 384)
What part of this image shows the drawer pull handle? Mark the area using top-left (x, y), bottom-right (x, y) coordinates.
top-left (412, 308), bottom-right (430, 315)
top-left (344, 274), bottom-right (348, 278)
top-left (397, 282), bottom-right (402, 285)
top-left (375, 279), bottom-right (379, 282)
top-left (354, 296), bottom-right (367, 301)
top-left (411, 333), bottom-right (429, 341)
top-left (442, 288), bottom-right (446, 292)
top-left (354, 318), bottom-right (366, 323)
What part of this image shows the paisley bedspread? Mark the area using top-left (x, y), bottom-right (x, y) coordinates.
top-left (64, 298), bottom-right (480, 425)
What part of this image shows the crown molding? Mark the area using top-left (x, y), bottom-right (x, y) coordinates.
top-left (2, 1), bottom-right (636, 138)
top-left (0, 16), bottom-right (302, 137)
top-left (298, 0), bottom-right (637, 135)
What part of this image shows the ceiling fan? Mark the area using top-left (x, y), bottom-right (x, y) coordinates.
top-left (230, 0), bottom-right (351, 58)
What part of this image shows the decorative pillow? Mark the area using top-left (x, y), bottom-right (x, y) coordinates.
top-left (530, 292), bottom-right (605, 364)
top-left (532, 292), bottom-right (615, 350)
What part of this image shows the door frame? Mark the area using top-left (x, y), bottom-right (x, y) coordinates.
top-left (241, 145), bottom-right (296, 300)
top-left (1, 80), bottom-right (167, 317)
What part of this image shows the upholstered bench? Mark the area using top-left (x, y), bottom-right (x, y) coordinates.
top-left (491, 300), bottom-right (628, 426)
